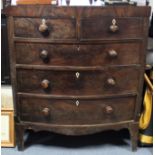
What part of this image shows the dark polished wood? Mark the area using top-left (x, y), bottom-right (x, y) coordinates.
top-left (5, 5), bottom-right (151, 151)
top-left (17, 67), bottom-right (140, 95)
top-left (14, 17), bottom-right (77, 39)
top-left (4, 5), bottom-right (151, 17)
top-left (15, 42), bottom-right (142, 66)
top-left (19, 96), bottom-right (136, 125)
top-left (80, 17), bottom-right (143, 40)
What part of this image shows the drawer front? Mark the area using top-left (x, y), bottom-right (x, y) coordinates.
top-left (17, 67), bottom-right (140, 95)
top-left (19, 96), bottom-right (136, 124)
top-left (80, 17), bottom-right (143, 40)
top-left (14, 18), bottom-right (76, 39)
top-left (16, 42), bottom-right (141, 66)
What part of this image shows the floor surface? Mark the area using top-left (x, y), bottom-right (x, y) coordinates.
top-left (2, 129), bottom-right (153, 155)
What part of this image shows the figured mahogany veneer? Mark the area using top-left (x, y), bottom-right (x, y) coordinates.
top-left (4, 5), bottom-right (150, 151)
top-left (17, 67), bottom-right (140, 95)
top-left (80, 17), bottom-right (143, 40)
top-left (19, 97), bottom-right (136, 125)
top-left (14, 18), bottom-right (77, 39)
top-left (15, 43), bottom-right (142, 66)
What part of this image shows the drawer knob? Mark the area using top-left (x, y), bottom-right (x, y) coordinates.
top-left (75, 72), bottom-right (80, 79)
top-left (107, 78), bottom-right (116, 86)
top-left (42, 107), bottom-right (50, 116)
top-left (39, 19), bottom-right (48, 33)
top-left (105, 106), bottom-right (113, 114)
top-left (108, 50), bottom-right (118, 58)
top-left (40, 50), bottom-right (49, 61)
top-left (109, 19), bottom-right (119, 32)
top-left (41, 79), bottom-right (50, 89)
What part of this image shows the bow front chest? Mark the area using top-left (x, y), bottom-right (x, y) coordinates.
top-left (5, 5), bottom-right (150, 151)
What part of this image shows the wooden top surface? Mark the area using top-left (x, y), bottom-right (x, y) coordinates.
top-left (4, 5), bottom-right (151, 17)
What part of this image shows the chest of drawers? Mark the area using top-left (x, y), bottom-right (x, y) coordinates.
top-left (5, 5), bottom-right (150, 151)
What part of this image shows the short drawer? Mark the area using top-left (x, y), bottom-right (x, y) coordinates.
top-left (16, 42), bottom-right (142, 66)
top-left (19, 96), bottom-right (136, 125)
top-left (17, 67), bottom-right (140, 96)
top-left (14, 18), bottom-right (76, 39)
top-left (80, 17), bottom-right (143, 40)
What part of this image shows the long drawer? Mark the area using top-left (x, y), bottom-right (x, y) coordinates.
top-left (17, 67), bottom-right (140, 96)
top-left (19, 96), bottom-right (136, 125)
top-left (16, 42), bottom-right (142, 66)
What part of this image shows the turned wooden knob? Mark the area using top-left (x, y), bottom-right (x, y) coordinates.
top-left (107, 78), bottom-right (116, 86)
top-left (39, 19), bottom-right (48, 33)
top-left (108, 50), bottom-right (118, 58)
top-left (42, 107), bottom-right (50, 116)
top-left (41, 79), bottom-right (50, 89)
top-left (105, 106), bottom-right (113, 114)
top-left (40, 50), bottom-right (49, 61)
top-left (109, 19), bottom-right (119, 32)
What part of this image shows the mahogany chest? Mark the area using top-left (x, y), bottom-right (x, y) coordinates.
top-left (5, 5), bottom-right (150, 151)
